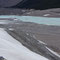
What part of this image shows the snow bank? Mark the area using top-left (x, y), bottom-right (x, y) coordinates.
top-left (0, 28), bottom-right (48, 60)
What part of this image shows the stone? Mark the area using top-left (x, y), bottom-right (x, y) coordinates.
top-left (0, 57), bottom-right (6, 60)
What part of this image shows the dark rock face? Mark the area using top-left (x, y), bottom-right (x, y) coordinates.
top-left (11, 0), bottom-right (60, 10)
top-left (0, 0), bottom-right (60, 10)
top-left (0, 57), bottom-right (6, 60)
top-left (0, 0), bottom-right (22, 7)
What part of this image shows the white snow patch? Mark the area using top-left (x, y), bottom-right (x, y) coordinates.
top-left (0, 28), bottom-right (49, 60)
top-left (26, 12), bottom-right (31, 14)
top-left (33, 35), bottom-right (36, 38)
top-left (38, 40), bottom-right (47, 45)
top-left (32, 35), bottom-right (47, 45)
top-left (8, 28), bottom-right (14, 31)
top-left (46, 47), bottom-right (60, 58)
top-left (26, 33), bottom-right (29, 35)
top-left (43, 14), bottom-right (50, 16)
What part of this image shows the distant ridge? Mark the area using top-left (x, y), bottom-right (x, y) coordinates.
top-left (0, 0), bottom-right (60, 10)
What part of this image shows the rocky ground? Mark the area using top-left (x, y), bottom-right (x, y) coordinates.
top-left (0, 8), bottom-right (60, 17)
top-left (0, 19), bottom-right (60, 60)
top-left (0, 8), bottom-right (60, 55)
top-left (0, 19), bottom-right (60, 55)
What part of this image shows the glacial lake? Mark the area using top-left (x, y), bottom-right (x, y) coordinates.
top-left (0, 15), bottom-right (60, 26)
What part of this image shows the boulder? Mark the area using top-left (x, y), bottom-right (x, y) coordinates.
top-left (0, 57), bottom-right (6, 60)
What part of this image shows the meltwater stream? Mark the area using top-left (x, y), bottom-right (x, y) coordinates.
top-left (0, 15), bottom-right (60, 26)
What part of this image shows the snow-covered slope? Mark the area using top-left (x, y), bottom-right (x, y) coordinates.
top-left (0, 28), bottom-right (48, 60)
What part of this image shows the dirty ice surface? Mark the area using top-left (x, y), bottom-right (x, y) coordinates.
top-left (0, 28), bottom-right (48, 60)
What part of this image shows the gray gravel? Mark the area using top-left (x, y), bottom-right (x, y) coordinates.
top-left (0, 8), bottom-right (60, 17)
